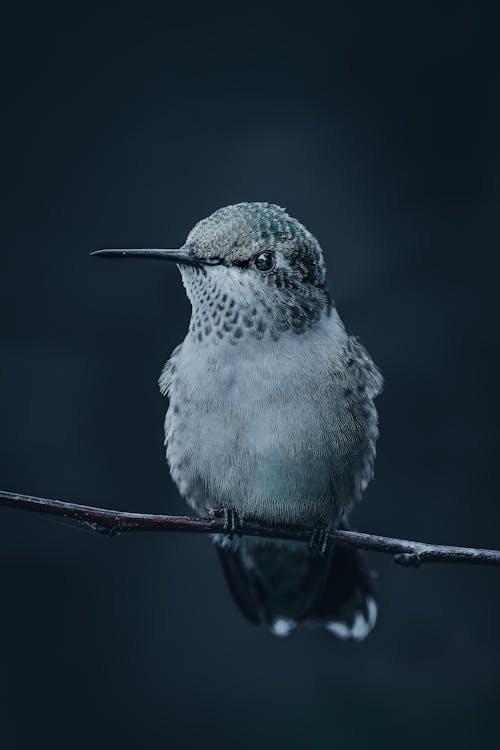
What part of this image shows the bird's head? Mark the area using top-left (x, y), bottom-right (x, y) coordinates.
top-left (93, 203), bottom-right (332, 344)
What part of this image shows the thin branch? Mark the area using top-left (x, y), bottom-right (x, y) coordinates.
top-left (1, 489), bottom-right (499, 567)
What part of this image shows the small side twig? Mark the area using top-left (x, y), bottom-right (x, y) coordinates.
top-left (1, 489), bottom-right (499, 567)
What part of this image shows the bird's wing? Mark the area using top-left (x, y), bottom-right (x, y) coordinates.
top-left (326, 335), bottom-right (383, 519)
top-left (158, 342), bottom-right (183, 396)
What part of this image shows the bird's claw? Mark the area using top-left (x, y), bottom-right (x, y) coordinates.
top-left (209, 507), bottom-right (242, 539)
top-left (309, 526), bottom-right (331, 557)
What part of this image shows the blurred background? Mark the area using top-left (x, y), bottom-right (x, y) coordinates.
top-left (1, 2), bottom-right (499, 748)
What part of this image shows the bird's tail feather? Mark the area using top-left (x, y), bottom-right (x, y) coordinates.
top-left (216, 527), bottom-right (377, 640)
top-left (307, 543), bottom-right (377, 640)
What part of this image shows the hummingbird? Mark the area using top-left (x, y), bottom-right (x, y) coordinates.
top-left (93, 202), bottom-right (382, 639)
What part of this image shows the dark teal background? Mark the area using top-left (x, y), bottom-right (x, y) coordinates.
top-left (1, 2), bottom-right (499, 748)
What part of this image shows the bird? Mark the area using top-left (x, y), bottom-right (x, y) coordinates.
top-left (92, 202), bottom-right (383, 640)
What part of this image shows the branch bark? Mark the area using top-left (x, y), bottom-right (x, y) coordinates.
top-left (1, 489), bottom-right (499, 567)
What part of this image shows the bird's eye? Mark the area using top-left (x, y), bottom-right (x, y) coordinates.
top-left (254, 251), bottom-right (275, 272)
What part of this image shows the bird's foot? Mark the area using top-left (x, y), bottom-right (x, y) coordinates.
top-left (308, 526), bottom-right (331, 557)
top-left (209, 506), bottom-right (242, 539)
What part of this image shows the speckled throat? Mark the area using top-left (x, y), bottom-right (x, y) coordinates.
top-left (180, 263), bottom-right (332, 346)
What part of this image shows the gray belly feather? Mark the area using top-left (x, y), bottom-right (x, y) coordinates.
top-left (162, 328), bottom-right (381, 529)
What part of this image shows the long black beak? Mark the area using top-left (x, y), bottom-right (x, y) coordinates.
top-left (90, 249), bottom-right (220, 266)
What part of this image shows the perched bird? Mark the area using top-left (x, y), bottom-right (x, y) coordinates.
top-left (93, 202), bottom-right (382, 639)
